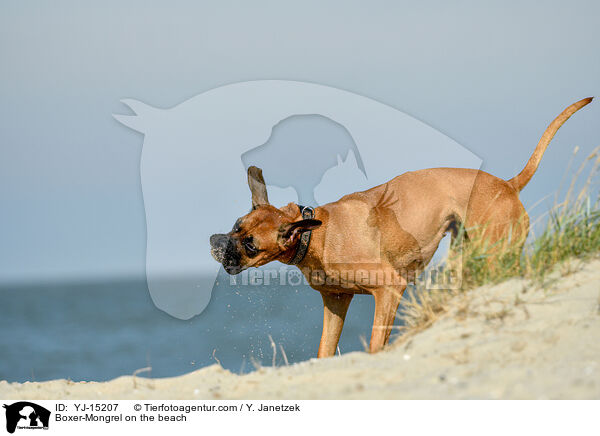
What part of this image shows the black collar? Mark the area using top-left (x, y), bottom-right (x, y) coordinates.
top-left (286, 204), bottom-right (315, 265)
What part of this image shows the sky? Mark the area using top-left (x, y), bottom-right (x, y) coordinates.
top-left (0, 0), bottom-right (599, 285)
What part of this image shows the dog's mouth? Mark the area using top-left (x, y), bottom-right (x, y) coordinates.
top-left (223, 264), bottom-right (245, 275)
top-left (210, 245), bottom-right (226, 263)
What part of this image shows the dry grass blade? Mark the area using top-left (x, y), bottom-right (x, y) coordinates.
top-left (279, 344), bottom-right (289, 366)
top-left (268, 334), bottom-right (277, 367)
top-left (132, 366), bottom-right (152, 389)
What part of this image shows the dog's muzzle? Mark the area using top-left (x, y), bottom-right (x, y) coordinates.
top-left (210, 233), bottom-right (243, 275)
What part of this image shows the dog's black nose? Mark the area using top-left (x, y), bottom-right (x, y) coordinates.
top-left (210, 233), bottom-right (225, 247)
top-left (210, 234), bottom-right (229, 263)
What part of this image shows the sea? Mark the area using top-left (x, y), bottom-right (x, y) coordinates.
top-left (0, 269), bottom-right (385, 383)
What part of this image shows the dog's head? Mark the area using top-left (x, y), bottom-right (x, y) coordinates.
top-left (210, 166), bottom-right (322, 275)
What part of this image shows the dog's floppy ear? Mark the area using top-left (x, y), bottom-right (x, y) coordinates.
top-left (247, 166), bottom-right (270, 209)
top-left (282, 219), bottom-right (322, 246)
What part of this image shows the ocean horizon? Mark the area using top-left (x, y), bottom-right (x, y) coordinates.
top-left (0, 270), bottom-right (381, 383)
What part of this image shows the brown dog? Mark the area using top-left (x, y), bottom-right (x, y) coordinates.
top-left (210, 97), bottom-right (592, 358)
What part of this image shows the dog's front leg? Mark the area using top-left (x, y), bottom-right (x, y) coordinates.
top-left (317, 292), bottom-right (354, 358)
top-left (369, 285), bottom-right (406, 353)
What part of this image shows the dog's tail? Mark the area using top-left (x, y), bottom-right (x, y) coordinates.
top-left (507, 97), bottom-right (593, 192)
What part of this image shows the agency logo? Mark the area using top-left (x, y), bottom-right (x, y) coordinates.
top-left (114, 80), bottom-right (482, 319)
top-left (3, 402), bottom-right (50, 434)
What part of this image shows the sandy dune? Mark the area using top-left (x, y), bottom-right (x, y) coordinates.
top-left (2, 259), bottom-right (599, 400)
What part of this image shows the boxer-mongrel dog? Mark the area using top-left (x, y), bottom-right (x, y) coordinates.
top-left (210, 98), bottom-right (592, 358)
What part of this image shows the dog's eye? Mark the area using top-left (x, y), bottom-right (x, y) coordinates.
top-left (232, 219), bottom-right (242, 233)
top-left (243, 237), bottom-right (258, 257)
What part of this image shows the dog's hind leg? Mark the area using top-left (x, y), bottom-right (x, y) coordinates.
top-left (317, 292), bottom-right (354, 358)
top-left (369, 284), bottom-right (406, 353)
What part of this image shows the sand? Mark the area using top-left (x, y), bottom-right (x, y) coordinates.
top-left (2, 259), bottom-right (599, 400)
